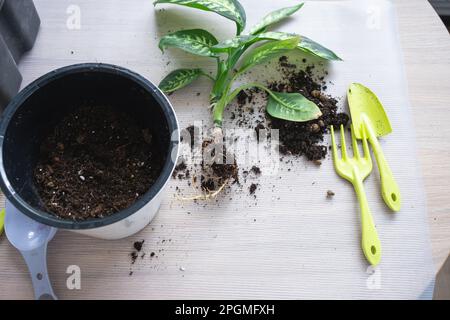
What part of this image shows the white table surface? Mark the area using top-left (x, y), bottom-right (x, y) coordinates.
top-left (0, 0), bottom-right (449, 299)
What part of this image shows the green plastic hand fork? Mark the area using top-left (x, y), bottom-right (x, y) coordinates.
top-left (331, 124), bottom-right (381, 266)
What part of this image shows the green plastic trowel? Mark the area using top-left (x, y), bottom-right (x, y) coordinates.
top-left (347, 83), bottom-right (401, 212)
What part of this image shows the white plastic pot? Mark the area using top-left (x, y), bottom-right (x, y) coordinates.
top-left (0, 64), bottom-right (179, 239)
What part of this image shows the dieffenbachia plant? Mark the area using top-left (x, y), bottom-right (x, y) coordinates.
top-left (155, 0), bottom-right (341, 142)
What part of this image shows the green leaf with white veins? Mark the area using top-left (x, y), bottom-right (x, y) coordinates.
top-left (212, 32), bottom-right (296, 52)
top-left (258, 31), bottom-right (342, 61)
top-left (266, 91), bottom-right (322, 122)
top-left (297, 35), bottom-right (342, 61)
top-left (159, 29), bottom-right (219, 57)
top-left (238, 37), bottom-right (299, 74)
top-left (211, 35), bottom-right (255, 53)
top-left (250, 3), bottom-right (304, 35)
top-left (154, 0), bottom-right (246, 35)
top-left (159, 68), bottom-right (205, 93)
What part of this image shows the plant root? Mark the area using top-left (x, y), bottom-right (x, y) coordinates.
top-left (174, 126), bottom-right (238, 202)
top-left (176, 179), bottom-right (229, 201)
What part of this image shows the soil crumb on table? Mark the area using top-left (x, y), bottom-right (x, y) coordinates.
top-left (326, 190), bottom-right (335, 199)
top-left (133, 240), bottom-right (145, 252)
top-left (250, 166), bottom-right (261, 176)
top-left (34, 105), bottom-right (165, 221)
top-left (249, 183), bottom-right (258, 195)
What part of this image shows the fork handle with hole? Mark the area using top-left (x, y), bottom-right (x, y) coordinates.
top-left (331, 124), bottom-right (381, 266)
top-left (352, 169), bottom-right (382, 266)
top-left (362, 118), bottom-right (401, 212)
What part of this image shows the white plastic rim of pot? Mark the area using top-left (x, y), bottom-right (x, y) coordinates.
top-left (0, 63), bottom-right (180, 240)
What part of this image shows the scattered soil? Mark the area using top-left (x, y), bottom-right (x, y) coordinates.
top-left (133, 240), bottom-right (145, 252)
top-left (130, 240), bottom-right (146, 266)
top-left (326, 190), bottom-right (335, 199)
top-left (250, 166), bottom-right (261, 176)
top-left (236, 56), bottom-right (349, 161)
top-left (249, 183), bottom-right (258, 195)
top-left (34, 105), bottom-right (165, 220)
top-left (269, 57), bottom-right (349, 160)
top-left (130, 251), bottom-right (138, 265)
top-left (172, 161), bottom-right (187, 179)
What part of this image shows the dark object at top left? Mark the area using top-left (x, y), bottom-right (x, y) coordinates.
top-left (0, 0), bottom-right (40, 111)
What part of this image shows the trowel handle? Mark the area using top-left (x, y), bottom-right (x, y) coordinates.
top-left (21, 245), bottom-right (58, 300)
top-left (353, 174), bottom-right (381, 266)
top-left (364, 122), bottom-right (401, 212)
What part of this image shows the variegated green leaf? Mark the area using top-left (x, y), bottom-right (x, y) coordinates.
top-left (250, 3), bottom-right (304, 35)
top-left (154, 0), bottom-right (246, 34)
top-left (159, 68), bottom-right (205, 93)
top-left (258, 31), bottom-right (296, 41)
top-left (211, 31), bottom-right (293, 53)
top-left (211, 35), bottom-right (254, 53)
top-left (159, 29), bottom-right (219, 57)
top-left (266, 91), bottom-right (322, 122)
top-left (258, 31), bottom-right (342, 61)
top-left (213, 32), bottom-right (292, 52)
top-left (238, 37), bottom-right (299, 74)
top-left (296, 36), bottom-right (342, 61)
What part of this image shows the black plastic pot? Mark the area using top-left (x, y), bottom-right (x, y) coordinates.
top-left (0, 64), bottom-right (179, 237)
top-left (0, 0), bottom-right (40, 110)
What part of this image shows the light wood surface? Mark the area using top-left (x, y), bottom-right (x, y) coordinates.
top-left (0, 0), bottom-right (449, 299)
top-left (396, 0), bottom-right (450, 271)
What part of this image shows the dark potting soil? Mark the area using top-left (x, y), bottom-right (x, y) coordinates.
top-left (34, 105), bottom-right (166, 221)
top-left (237, 56), bottom-right (349, 161)
top-left (268, 57), bottom-right (349, 160)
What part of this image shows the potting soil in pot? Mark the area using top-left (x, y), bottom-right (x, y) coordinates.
top-left (34, 105), bottom-right (165, 220)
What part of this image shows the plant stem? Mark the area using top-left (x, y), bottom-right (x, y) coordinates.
top-left (212, 72), bottom-right (242, 126)
top-left (210, 43), bottom-right (251, 103)
top-left (211, 40), bottom-right (269, 125)
top-left (213, 94), bottom-right (228, 127)
top-left (213, 80), bottom-right (286, 127)
top-left (211, 70), bottom-right (228, 102)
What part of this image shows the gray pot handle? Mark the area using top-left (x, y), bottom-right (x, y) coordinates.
top-left (21, 245), bottom-right (58, 300)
